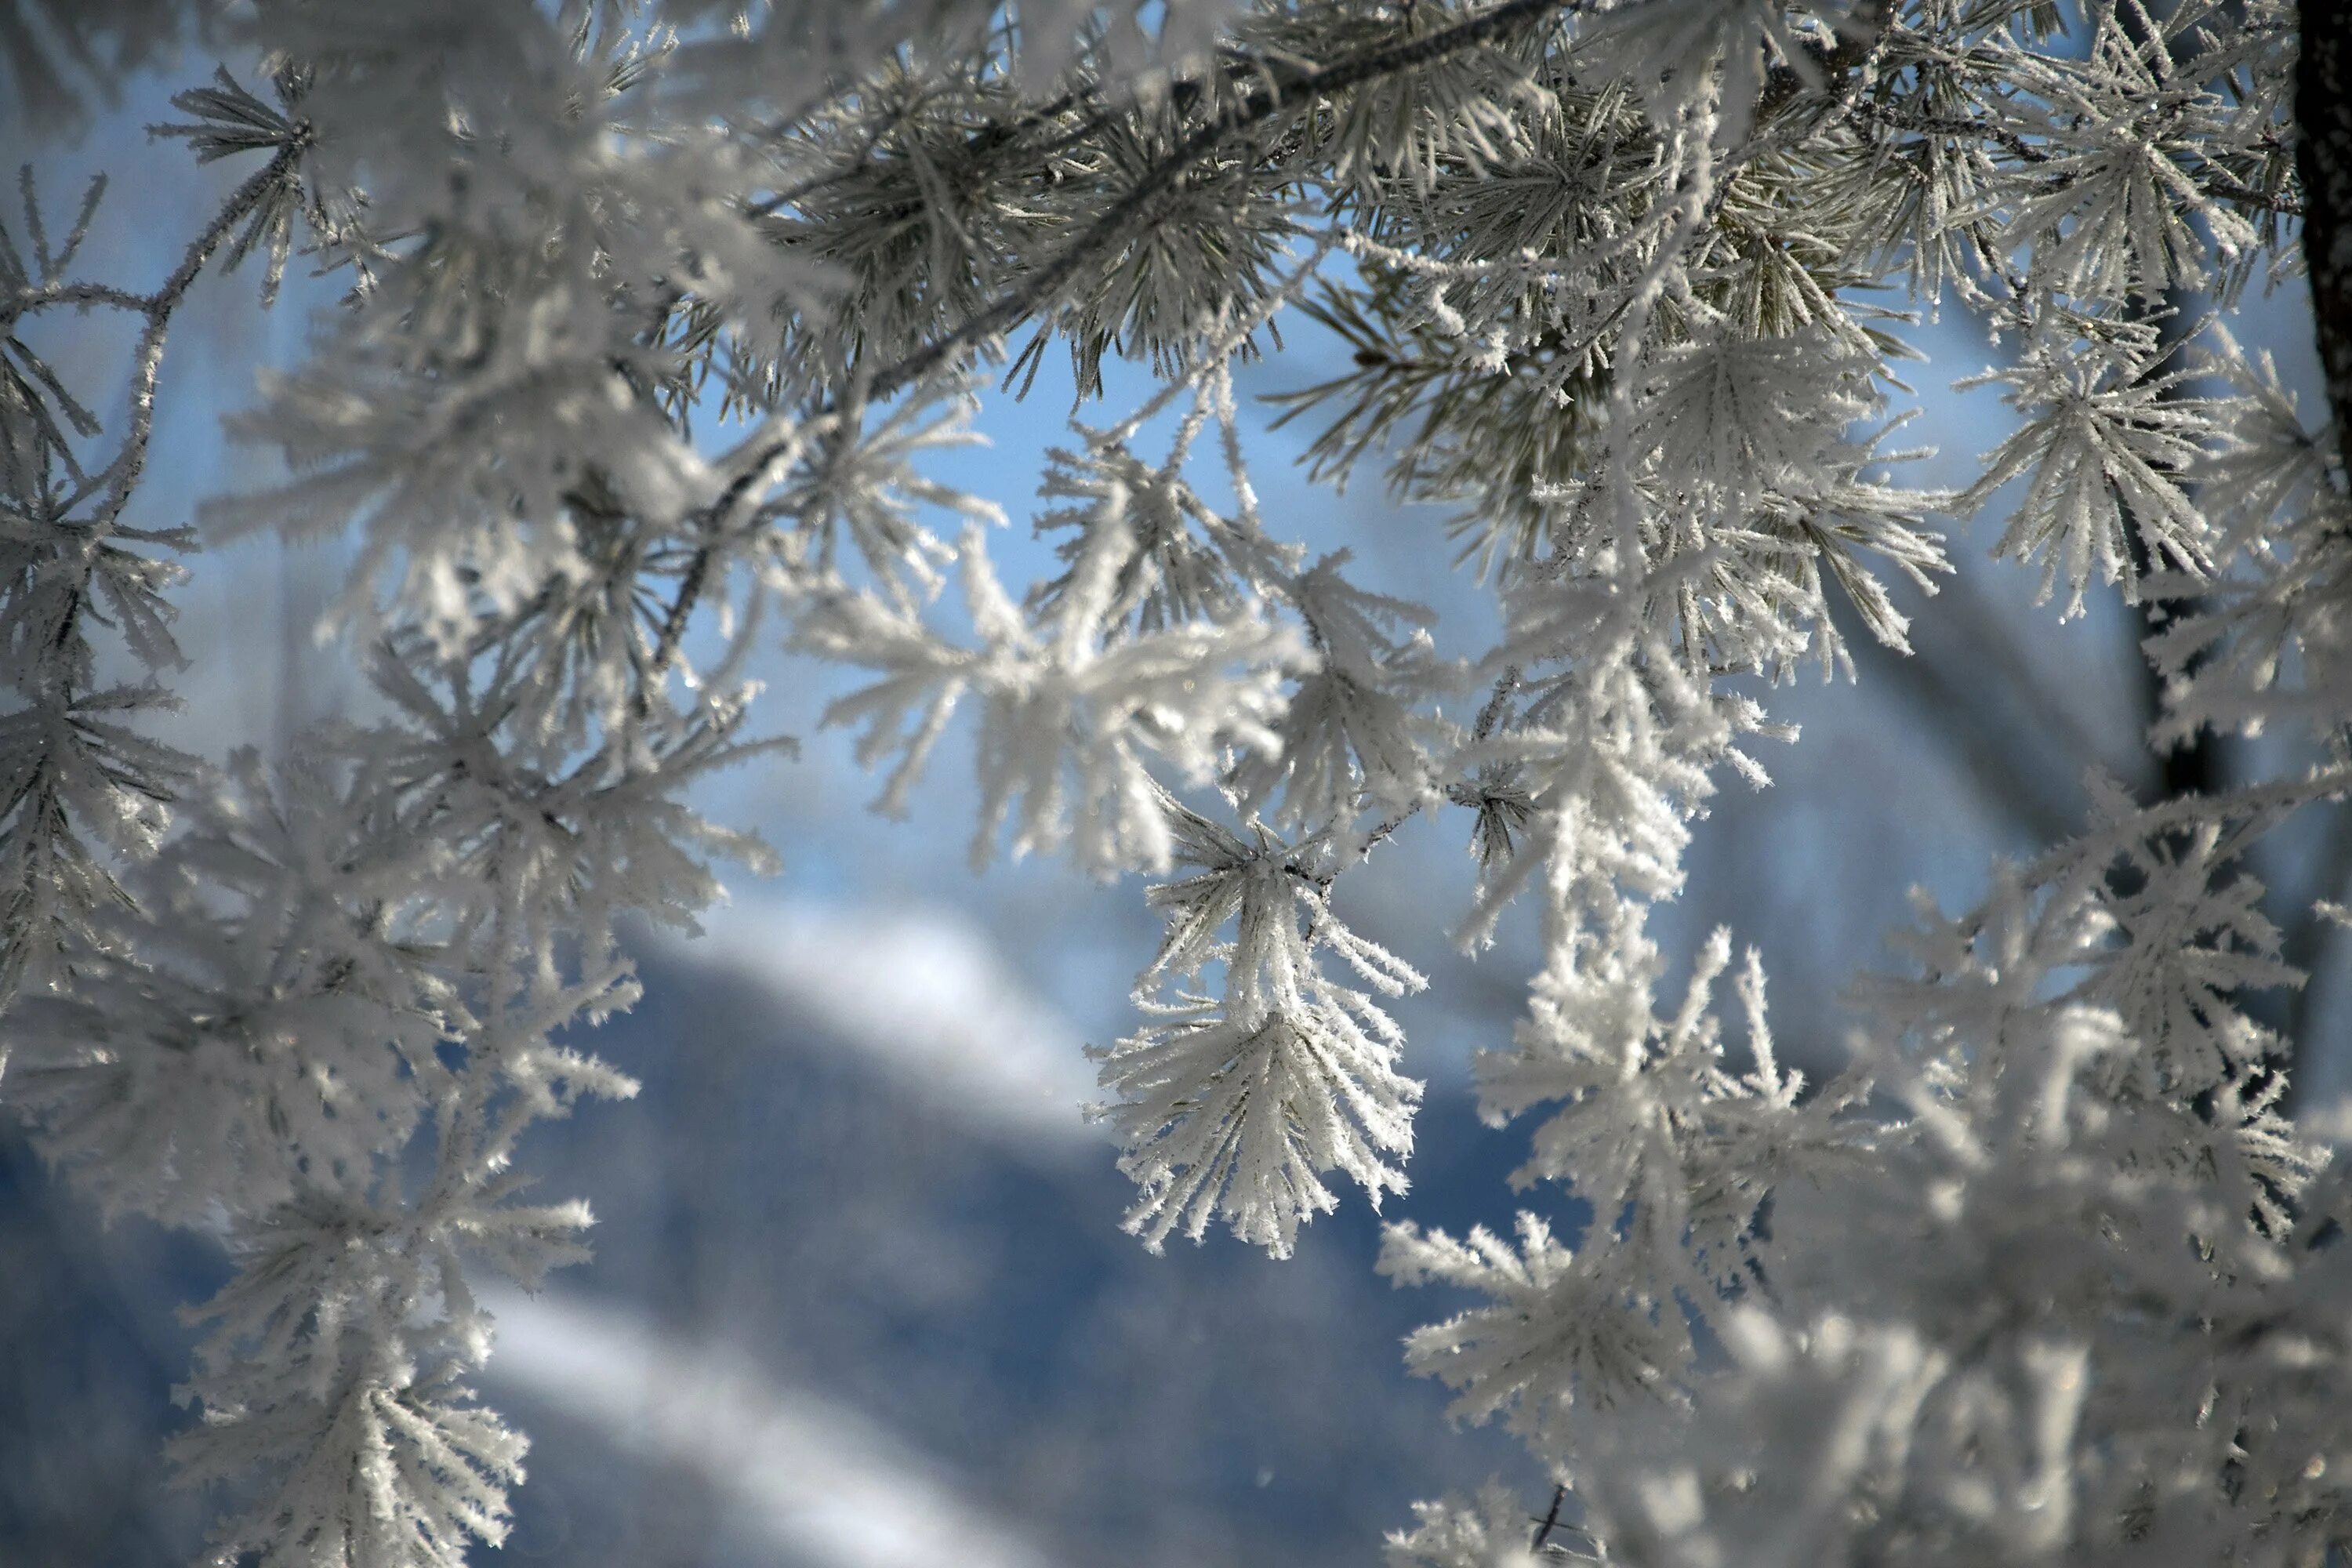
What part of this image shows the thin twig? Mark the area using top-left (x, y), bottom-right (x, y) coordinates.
top-left (94, 141), bottom-right (307, 539)
top-left (1530, 1483), bottom-right (1569, 1553)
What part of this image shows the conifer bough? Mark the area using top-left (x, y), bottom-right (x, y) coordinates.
top-left (7, 0), bottom-right (2352, 1563)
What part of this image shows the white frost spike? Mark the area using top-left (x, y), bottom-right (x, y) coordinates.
top-left (1572, 0), bottom-right (1833, 125)
top-left (8, 952), bottom-right (442, 1226)
top-left (1998, 13), bottom-right (2262, 300)
top-left (803, 523), bottom-right (1302, 876)
top-left (177, 1359), bottom-right (529, 1568)
top-left (1630, 328), bottom-right (1877, 510)
top-left (1380, 1214), bottom-right (1682, 1442)
top-left (1233, 550), bottom-right (1448, 833)
top-left (1384, 1482), bottom-right (1554, 1568)
top-left (1031, 437), bottom-right (1282, 631)
top-left (1960, 341), bottom-right (2213, 617)
top-left (1094, 800), bottom-right (1425, 1255)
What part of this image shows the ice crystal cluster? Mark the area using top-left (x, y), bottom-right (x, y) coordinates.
top-left (7, 0), bottom-right (2352, 1561)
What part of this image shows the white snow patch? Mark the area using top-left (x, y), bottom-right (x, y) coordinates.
top-left (482, 1285), bottom-right (1062, 1568)
top-left (662, 897), bottom-right (1105, 1148)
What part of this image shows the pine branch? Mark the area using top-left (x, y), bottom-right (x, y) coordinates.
top-left (646, 0), bottom-right (1584, 679)
top-left (872, 0), bottom-right (1579, 401)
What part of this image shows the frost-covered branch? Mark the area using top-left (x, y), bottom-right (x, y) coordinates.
top-left (13, 0), bottom-right (2352, 1563)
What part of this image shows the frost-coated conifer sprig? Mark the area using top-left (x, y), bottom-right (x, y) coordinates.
top-left (9, 0), bottom-right (2352, 1561)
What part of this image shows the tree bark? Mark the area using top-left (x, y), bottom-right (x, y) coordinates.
top-left (2297, 0), bottom-right (2352, 470)
top-left (2291, 1), bottom-right (2352, 1108)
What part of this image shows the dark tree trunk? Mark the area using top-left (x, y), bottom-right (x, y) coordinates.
top-left (2298, 0), bottom-right (2352, 471)
top-left (2288, 2), bottom-right (2352, 1108)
